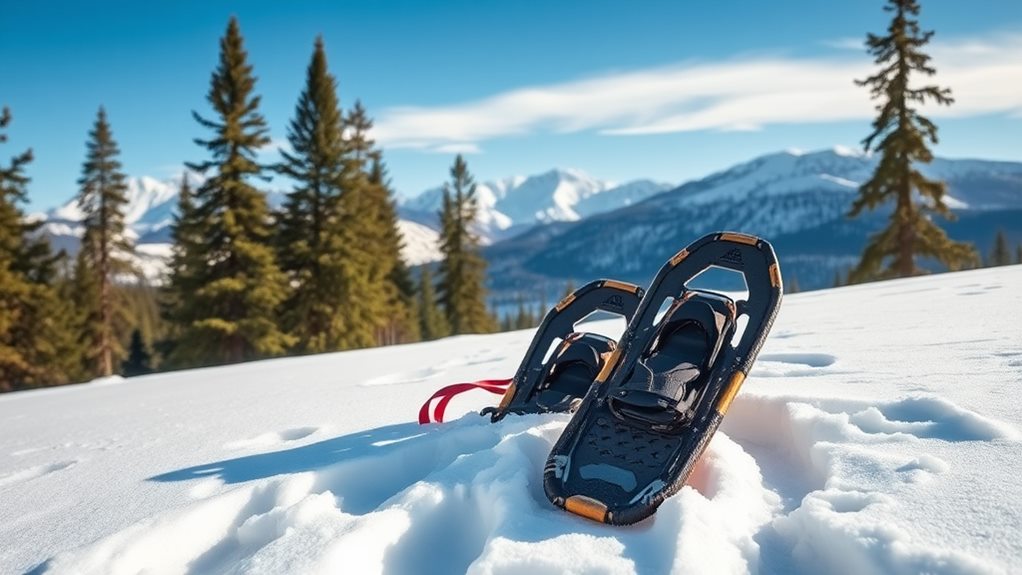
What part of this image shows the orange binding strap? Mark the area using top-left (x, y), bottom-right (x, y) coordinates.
top-left (417, 378), bottom-right (513, 424)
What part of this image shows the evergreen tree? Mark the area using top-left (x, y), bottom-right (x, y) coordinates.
top-left (988, 230), bottom-right (1011, 267)
top-left (847, 0), bottom-right (977, 282)
top-left (276, 37), bottom-right (374, 353)
top-left (339, 102), bottom-right (406, 347)
top-left (169, 17), bottom-right (292, 366)
top-left (436, 155), bottom-right (495, 334)
top-left (418, 266), bottom-right (448, 340)
top-left (161, 175), bottom-right (201, 365)
top-left (367, 153), bottom-right (418, 344)
top-left (75, 107), bottom-right (133, 376)
top-left (0, 107), bottom-right (76, 391)
top-left (121, 329), bottom-right (153, 377)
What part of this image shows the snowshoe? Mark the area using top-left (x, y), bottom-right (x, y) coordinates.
top-left (419, 279), bottom-right (643, 424)
top-left (543, 232), bottom-right (783, 525)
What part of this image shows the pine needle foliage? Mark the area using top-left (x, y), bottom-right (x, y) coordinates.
top-left (168, 17), bottom-right (292, 366)
top-left (75, 107), bottom-right (134, 376)
top-left (0, 108), bottom-right (77, 390)
top-left (436, 155), bottom-right (495, 335)
top-left (848, 0), bottom-right (977, 282)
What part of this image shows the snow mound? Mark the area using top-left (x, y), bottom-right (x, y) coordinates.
top-left (3, 265), bottom-right (1021, 574)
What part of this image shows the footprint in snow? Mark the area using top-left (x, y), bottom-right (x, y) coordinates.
top-left (359, 366), bottom-right (445, 386)
top-left (751, 352), bottom-right (838, 378)
top-left (0, 460), bottom-right (77, 489)
top-left (223, 426), bottom-right (320, 451)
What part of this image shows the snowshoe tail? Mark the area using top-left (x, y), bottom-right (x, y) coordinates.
top-left (482, 279), bottom-right (643, 422)
top-left (543, 232), bottom-right (783, 525)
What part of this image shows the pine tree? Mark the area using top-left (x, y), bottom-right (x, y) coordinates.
top-left (847, 0), bottom-right (977, 282)
top-left (340, 102), bottom-right (402, 347)
top-left (276, 37), bottom-right (374, 353)
top-left (988, 230), bottom-right (1011, 267)
top-left (367, 153), bottom-right (418, 344)
top-left (121, 328), bottom-right (153, 377)
top-left (169, 17), bottom-right (292, 366)
top-left (418, 266), bottom-right (448, 340)
top-left (0, 107), bottom-right (76, 391)
top-left (160, 175), bottom-right (202, 365)
top-left (75, 107), bottom-right (133, 376)
top-left (436, 155), bottom-right (495, 334)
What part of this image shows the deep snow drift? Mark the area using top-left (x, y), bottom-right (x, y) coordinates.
top-left (1, 266), bottom-right (1020, 574)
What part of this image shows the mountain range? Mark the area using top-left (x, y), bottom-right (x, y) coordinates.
top-left (33, 147), bottom-right (1022, 294)
top-left (486, 147), bottom-right (1022, 299)
top-left (33, 169), bottom-right (671, 275)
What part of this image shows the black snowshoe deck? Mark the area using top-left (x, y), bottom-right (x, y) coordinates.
top-left (543, 232), bottom-right (783, 525)
top-left (483, 279), bottom-right (643, 422)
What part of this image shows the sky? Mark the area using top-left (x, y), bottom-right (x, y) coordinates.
top-left (2, 0), bottom-right (1021, 210)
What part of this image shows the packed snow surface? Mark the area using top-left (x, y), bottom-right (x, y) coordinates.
top-left (2, 266), bottom-right (1021, 574)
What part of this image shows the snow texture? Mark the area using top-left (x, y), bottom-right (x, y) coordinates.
top-left (1, 266), bottom-right (1021, 574)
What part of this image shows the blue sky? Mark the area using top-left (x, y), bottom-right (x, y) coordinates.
top-left (2, 0), bottom-right (1021, 209)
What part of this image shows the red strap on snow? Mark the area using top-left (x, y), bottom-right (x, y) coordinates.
top-left (418, 378), bottom-right (513, 424)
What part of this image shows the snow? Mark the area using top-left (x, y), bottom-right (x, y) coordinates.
top-left (2, 266), bottom-right (1021, 574)
top-left (401, 170), bottom-right (671, 241)
top-left (396, 220), bottom-right (441, 265)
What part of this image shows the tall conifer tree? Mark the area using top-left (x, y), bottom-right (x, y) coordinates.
top-left (339, 102), bottom-right (394, 347)
top-left (170, 17), bottom-right (291, 365)
top-left (75, 107), bottom-right (133, 376)
top-left (436, 155), bottom-right (495, 334)
top-left (367, 153), bottom-right (418, 344)
top-left (276, 37), bottom-right (370, 352)
top-left (161, 175), bottom-right (201, 365)
top-left (848, 0), bottom-right (977, 282)
top-left (0, 108), bottom-right (76, 391)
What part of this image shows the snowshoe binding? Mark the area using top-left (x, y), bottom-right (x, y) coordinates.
top-left (419, 279), bottom-right (643, 424)
top-left (483, 279), bottom-right (643, 422)
top-left (543, 232), bottom-right (783, 525)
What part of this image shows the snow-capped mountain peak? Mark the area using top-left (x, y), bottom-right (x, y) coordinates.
top-left (399, 168), bottom-right (672, 241)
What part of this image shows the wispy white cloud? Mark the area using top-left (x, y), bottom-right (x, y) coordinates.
top-left (373, 32), bottom-right (1022, 150)
top-left (429, 142), bottom-right (482, 154)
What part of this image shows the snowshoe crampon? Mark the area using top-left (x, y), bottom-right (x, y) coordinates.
top-left (418, 279), bottom-right (643, 424)
top-left (544, 232), bottom-right (783, 525)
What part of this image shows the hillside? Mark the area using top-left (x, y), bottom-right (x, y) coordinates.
top-left (488, 149), bottom-right (1022, 295)
top-left (1, 265), bottom-right (1020, 574)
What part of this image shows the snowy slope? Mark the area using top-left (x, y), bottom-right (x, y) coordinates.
top-left (2, 265), bottom-right (1020, 574)
top-left (396, 220), bottom-right (441, 266)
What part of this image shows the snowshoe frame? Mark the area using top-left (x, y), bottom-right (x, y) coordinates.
top-left (543, 232), bottom-right (783, 525)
